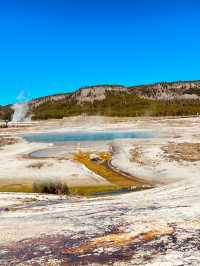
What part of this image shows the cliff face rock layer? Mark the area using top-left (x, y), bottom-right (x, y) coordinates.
top-left (29, 93), bottom-right (70, 108)
top-left (72, 85), bottom-right (127, 103)
top-left (129, 81), bottom-right (200, 100)
top-left (29, 80), bottom-right (200, 107)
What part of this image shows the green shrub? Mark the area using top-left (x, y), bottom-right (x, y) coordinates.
top-left (32, 180), bottom-right (69, 195)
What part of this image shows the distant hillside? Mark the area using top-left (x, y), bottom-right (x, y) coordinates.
top-left (30, 81), bottom-right (200, 107)
top-left (129, 81), bottom-right (200, 100)
top-left (0, 105), bottom-right (13, 121)
top-left (29, 93), bottom-right (70, 108)
top-left (2, 80), bottom-right (200, 120)
top-left (30, 81), bottom-right (200, 120)
top-left (31, 81), bottom-right (200, 105)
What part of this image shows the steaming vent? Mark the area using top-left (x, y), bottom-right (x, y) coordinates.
top-left (11, 103), bottom-right (29, 122)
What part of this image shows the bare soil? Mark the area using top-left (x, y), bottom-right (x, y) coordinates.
top-left (162, 142), bottom-right (200, 162)
top-left (0, 137), bottom-right (18, 147)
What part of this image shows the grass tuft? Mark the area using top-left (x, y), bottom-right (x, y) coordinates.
top-left (32, 180), bottom-right (70, 195)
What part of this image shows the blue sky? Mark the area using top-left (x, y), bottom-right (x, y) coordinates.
top-left (0, 0), bottom-right (200, 104)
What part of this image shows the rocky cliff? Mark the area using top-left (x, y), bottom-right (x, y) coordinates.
top-left (27, 80), bottom-right (200, 108)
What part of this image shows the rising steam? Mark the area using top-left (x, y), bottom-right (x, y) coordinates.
top-left (11, 91), bottom-right (29, 122)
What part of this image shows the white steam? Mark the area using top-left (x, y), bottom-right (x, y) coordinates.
top-left (11, 91), bottom-right (29, 122)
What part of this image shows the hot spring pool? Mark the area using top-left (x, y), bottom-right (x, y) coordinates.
top-left (23, 131), bottom-right (154, 143)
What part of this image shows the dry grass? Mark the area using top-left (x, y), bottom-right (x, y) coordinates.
top-left (0, 179), bottom-right (33, 193)
top-left (0, 179), bottom-right (120, 196)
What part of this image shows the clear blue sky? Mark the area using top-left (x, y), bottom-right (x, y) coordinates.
top-left (1, 0), bottom-right (200, 104)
